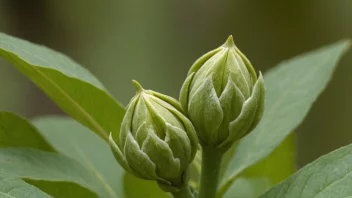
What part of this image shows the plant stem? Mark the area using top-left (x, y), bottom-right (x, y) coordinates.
top-left (197, 147), bottom-right (223, 198)
top-left (171, 184), bottom-right (194, 198)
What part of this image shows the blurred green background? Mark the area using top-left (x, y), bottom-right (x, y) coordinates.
top-left (0, 0), bottom-right (351, 168)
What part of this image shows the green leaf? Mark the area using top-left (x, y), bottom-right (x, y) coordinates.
top-left (32, 116), bottom-right (125, 198)
top-left (0, 171), bottom-right (51, 198)
top-left (0, 112), bottom-right (99, 197)
top-left (0, 112), bottom-right (54, 152)
top-left (222, 177), bottom-right (270, 198)
top-left (260, 143), bottom-right (352, 198)
top-left (0, 148), bottom-right (100, 198)
top-left (0, 32), bottom-right (125, 142)
top-left (220, 40), bottom-right (351, 195)
top-left (23, 180), bottom-right (97, 198)
top-left (223, 135), bottom-right (295, 198)
top-left (123, 172), bottom-right (171, 198)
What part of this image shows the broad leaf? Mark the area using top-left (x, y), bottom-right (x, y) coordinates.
top-left (0, 148), bottom-right (101, 198)
top-left (23, 180), bottom-right (97, 198)
top-left (220, 40), bottom-right (350, 195)
top-left (0, 171), bottom-right (51, 198)
top-left (222, 177), bottom-right (269, 198)
top-left (223, 135), bottom-right (295, 198)
top-left (0, 33), bottom-right (125, 142)
top-left (0, 112), bottom-right (98, 197)
top-left (123, 173), bottom-right (171, 198)
top-left (260, 143), bottom-right (352, 198)
top-left (32, 116), bottom-right (124, 198)
top-left (0, 112), bottom-right (54, 151)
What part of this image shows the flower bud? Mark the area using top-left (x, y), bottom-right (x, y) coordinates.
top-left (180, 36), bottom-right (265, 151)
top-left (110, 80), bottom-right (198, 191)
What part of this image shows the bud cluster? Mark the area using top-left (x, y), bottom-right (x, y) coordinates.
top-left (109, 36), bottom-right (265, 192)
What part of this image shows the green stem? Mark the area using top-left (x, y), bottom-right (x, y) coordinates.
top-left (198, 147), bottom-right (223, 198)
top-left (171, 184), bottom-right (194, 198)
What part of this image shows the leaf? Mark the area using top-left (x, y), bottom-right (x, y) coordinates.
top-left (223, 135), bottom-right (295, 198)
top-left (260, 143), bottom-right (352, 198)
top-left (220, 40), bottom-right (351, 195)
top-left (23, 180), bottom-right (97, 198)
top-left (123, 172), bottom-right (171, 198)
top-left (222, 177), bottom-right (270, 198)
top-left (0, 112), bottom-right (54, 152)
top-left (0, 171), bottom-right (51, 198)
top-left (0, 148), bottom-right (100, 198)
top-left (32, 116), bottom-right (125, 198)
top-left (0, 112), bottom-right (99, 197)
top-left (0, 32), bottom-right (125, 142)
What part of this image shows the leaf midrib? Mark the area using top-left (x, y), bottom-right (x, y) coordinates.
top-left (5, 53), bottom-right (109, 142)
top-left (0, 191), bottom-right (15, 198)
top-left (312, 165), bottom-right (352, 198)
top-left (72, 142), bottom-right (118, 198)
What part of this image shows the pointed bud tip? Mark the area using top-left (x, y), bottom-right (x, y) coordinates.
top-left (222, 35), bottom-right (236, 48)
top-left (132, 80), bottom-right (144, 93)
top-left (258, 71), bottom-right (264, 80)
top-left (109, 132), bottom-right (114, 142)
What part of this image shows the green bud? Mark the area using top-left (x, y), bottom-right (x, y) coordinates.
top-left (180, 36), bottom-right (265, 151)
top-left (110, 80), bottom-right (198, 191)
